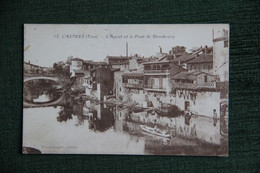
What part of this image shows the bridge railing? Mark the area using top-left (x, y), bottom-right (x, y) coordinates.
top-left (24, 73), bottom-right (58, 78)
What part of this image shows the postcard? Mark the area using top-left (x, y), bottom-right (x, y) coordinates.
top-left (23, 24), bottom-right (229, 155)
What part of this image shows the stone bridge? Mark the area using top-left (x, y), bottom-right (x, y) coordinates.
top-left (23, 76), bottom-right (65, 107)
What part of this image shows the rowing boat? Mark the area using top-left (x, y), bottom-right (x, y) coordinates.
top-left (140, 125), bottom-right (171, 138)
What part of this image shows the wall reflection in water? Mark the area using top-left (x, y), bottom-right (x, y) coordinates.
top-left (53, 99), bottom-right (227, 155)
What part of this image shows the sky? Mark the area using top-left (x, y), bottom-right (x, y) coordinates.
top-left (24, 24), bottom-right (229, 67)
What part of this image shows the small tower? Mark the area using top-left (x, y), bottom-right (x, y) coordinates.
top-left (213, 29), bottom-right (229, 82)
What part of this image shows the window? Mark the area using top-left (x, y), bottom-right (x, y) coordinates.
top-left (204, 75), bottom-right (208, 82)
top-left (224, 40), bottom-right (228, 48)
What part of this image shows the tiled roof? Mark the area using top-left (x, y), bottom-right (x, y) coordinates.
top-left (169, 63), bottom-right (187, 76)
top-left (171, 71), bottom-right (196, 80)
top-left (142, 60), bottom-right (172, 65)
top-left (110, 62), bottom-right (129, 65)
top-left (190, 70), bottom-right (217, 77)
top-left (83, 60), bottom-right (107, 65)
top-left (172, 54), bottom-right (196, 63)
top-left (190, 70), bottom-right (205, 76)
top-left (187, 54), bottom-right (213, 64)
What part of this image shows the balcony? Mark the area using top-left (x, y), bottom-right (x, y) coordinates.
top-left (123, 83), bottom-right (143, 89)
top-left (172, 82), bottom-right (216, 90)
top-left (173, 83), bottom-right (196, 89)
top-left (143, 85), bottom-right (167, 92)
top-left (197, 82), bottom-right (216, 88)
top-left (143, 69), bottom-right (170, 75)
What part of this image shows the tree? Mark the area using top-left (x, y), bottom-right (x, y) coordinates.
top-left (53, 61), bottom-right (69, 76)
top-left (173, 46), bottom-right (187, 54)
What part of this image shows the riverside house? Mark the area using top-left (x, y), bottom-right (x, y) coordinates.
top-left (104, 56), bottom-right (129, 71)
top-left (171, 70), bottom-right (220, 118)
top-left (141, 60), bottom-right (186, 107)
top-left (70, 57), bottom-right (113, 101)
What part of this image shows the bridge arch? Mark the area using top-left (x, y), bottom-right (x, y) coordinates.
top-left (24, 76), bottom-right (59, 82)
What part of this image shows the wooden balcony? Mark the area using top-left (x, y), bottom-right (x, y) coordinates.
top-left (197, 82), bottom-right (216, 88)
top-left (143, 69), bottom-right (170, 75)
top-left (172, 83), bottom-right (196, 89)
top-left (123, 83), bottom-right (143, 89)
top-left (143, 85), bottom-right (167, 92)
top-left (172, 82), bottom-right (216, 90)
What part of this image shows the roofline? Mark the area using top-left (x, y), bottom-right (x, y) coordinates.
top-left (71, 58), bottom-right (83, 61)
top-left (142, 60), bottom-right (171, 65)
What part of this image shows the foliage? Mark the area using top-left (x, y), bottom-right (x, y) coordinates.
top-left (156, 104), bottom-right (184, 117)
top-left (53, 61), bottom-right (70, 77)
top-left (172, 46), bottom-right (187, 54)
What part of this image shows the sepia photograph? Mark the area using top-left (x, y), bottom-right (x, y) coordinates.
top-left (23, 24), bottom-right (229, 156)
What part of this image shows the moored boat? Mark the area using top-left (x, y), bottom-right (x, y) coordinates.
top-left (140, 125), bottom-right (171, 138)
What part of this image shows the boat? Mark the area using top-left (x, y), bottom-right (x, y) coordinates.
top-left (140, 125), bottom-right (171, 138)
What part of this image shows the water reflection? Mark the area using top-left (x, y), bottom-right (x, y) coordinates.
top-left (24, 96), bottom-right (227, 155)
top-left (24, 79), bottom-right (62, 104)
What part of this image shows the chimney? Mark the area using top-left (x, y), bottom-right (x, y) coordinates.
top-left (159, 46), bottom-right (162, 54)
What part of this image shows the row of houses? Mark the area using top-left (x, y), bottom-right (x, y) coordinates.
top-left (24, 61), bottom-right (49, 75)
top-left (70, 29), bottom-right (229, 119)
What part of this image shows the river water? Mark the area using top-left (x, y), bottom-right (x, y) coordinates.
top-left (23, 102), bottom-right (228, 156)
top-left (23, 79), bottom-right (228, 155)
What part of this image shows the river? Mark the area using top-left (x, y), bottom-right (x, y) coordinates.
top-left (23, 103), bottom-right (228, 155)
top-left (23, 79), bottom-right (228, 155)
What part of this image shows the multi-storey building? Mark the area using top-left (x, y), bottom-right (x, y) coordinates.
top-left (69, 57), bottom-right (114, 101)
top-left (143, 61), bottom-right (185, 93)
top-left (140, 60), bottom-right (186, 107)
top-left (70, 57), bottom-right (107, 76)
top-left (186, 54), bottom-right (213, 74)
top-left (104, 56), bottom-right (129, 71)
top-left (171, 70), bottom-right (220, 118)
top-left (213, 29), bottom-right (229, 82)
